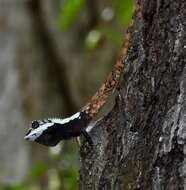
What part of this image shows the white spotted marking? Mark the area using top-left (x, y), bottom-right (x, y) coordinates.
top-left (24, 112), bottom-right (81, 141)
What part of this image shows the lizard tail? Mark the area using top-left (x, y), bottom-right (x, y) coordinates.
top-left (82, 21), bottom-right (134, 119)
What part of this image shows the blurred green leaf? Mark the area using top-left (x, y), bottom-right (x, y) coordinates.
top-left (59, 0), bottom-right (85, 30)
top-left (100, 27), bottom-right (123, 46)
top-left (0, 184), bottom-right (25, 190)
top-left (113, 0), bottom-right (135, 26)
top-left (30, 162), bottom-right (48, 179)
top-left (85, 30), bottom-right (102, 50)
top-left (59, 167), bottom-right (78, 190)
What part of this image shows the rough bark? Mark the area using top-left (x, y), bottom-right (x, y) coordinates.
top-left (79, 0), bottom-right (186, 189)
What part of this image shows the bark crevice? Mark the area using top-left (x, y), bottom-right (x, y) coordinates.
top-left (79, 0), bottom-right (186, 189)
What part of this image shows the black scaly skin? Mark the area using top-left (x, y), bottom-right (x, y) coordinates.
top-left (25, 20), bottom-right (133, 147)
top-left (25, 111), bottom-right (92, 146)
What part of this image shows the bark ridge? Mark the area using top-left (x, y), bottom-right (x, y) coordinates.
top-left (79, 0), bottom-right (186, 189)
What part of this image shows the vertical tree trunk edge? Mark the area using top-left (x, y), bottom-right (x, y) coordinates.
top-left (79, 0), bottom-right (186, 189)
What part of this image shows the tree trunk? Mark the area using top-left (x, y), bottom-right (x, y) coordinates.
top-left (79, 0), bottom-right (186, 189)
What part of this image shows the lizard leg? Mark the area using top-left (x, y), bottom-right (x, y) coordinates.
top-left (82, 129), bottom-right (93, 146)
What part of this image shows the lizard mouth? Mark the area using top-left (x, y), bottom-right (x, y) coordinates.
top-left (24, 129), bottom-right (36, 141)
top-left (25, 128), bottom-right (32, 138)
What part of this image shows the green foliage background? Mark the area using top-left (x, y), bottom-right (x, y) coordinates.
top-left (0, 0), bottom-right (135, 190)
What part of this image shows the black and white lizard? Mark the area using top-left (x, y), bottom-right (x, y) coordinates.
top-left (24, 111), bottom-right (92, 146)
top-left (24, 21), bottom-right (133, 147)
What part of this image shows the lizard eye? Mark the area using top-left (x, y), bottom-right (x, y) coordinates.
top-left (32, 120), bottom-right (40, 129)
